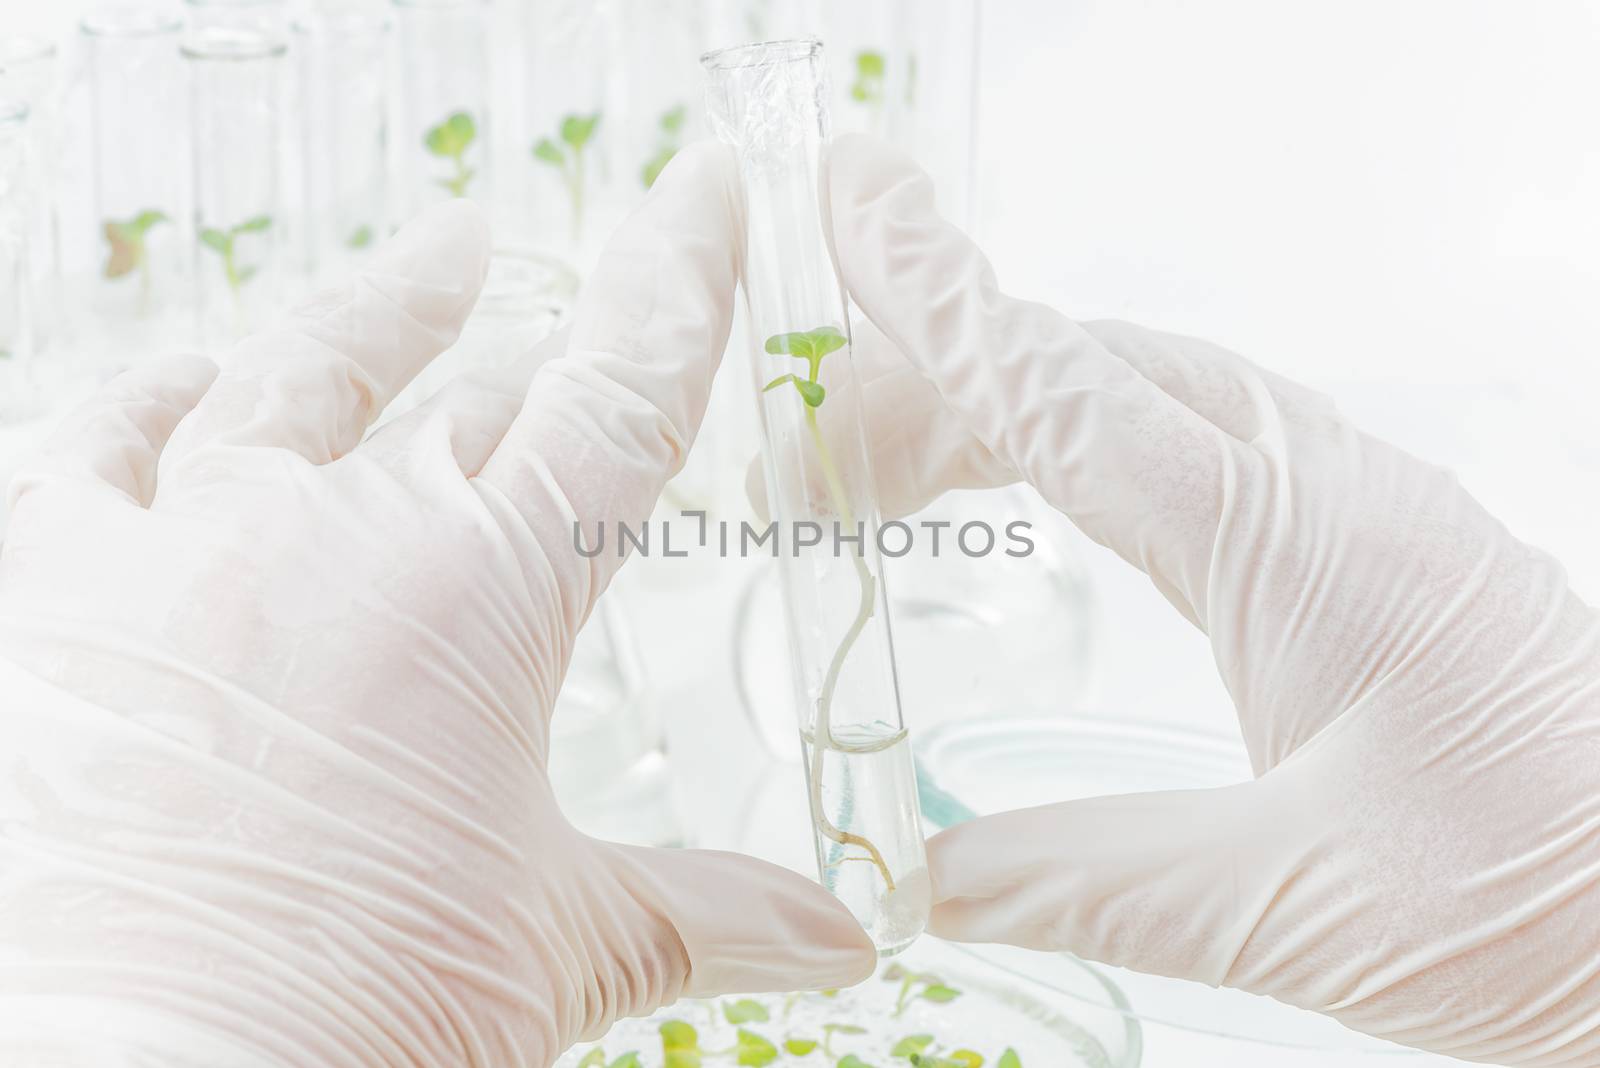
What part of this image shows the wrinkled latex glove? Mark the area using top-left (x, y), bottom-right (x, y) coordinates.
top-left (795, 134), bottom-right (1600, 1067)
top-left (0, 143), bottom-right (874, 1068)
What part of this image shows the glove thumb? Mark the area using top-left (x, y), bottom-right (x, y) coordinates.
top-left (608, 843), bottom-right (878, 998)
top-left (927, 775), bottom-right (1318, 989)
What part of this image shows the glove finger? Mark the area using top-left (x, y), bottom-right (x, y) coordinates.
top-left (601, 842), bottom-right (876, 1020)
top-left (478, 141), bottom-right (739, 626)
top-left (927, 778), bottom-right (1313, 992)
top-left (743, 318), bottom-right (1017, 524)
top-left (161, 199), bottom-right (491, 473)
top-left (828, 134), bottom-right (1252, 628)
top-left (7, 354), bottom-right (218, 512)
top-left (361, 328), bottom-right (571, 481)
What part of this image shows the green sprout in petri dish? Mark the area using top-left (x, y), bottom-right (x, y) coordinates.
top-left (199, 214), bottom-right (272, 293)
top-left (533, 111), bottom-right (602, 239)
top-left (425, 111), bottom-right (478, 197)
top-left (567, 987), bottom-right (1014, 1067)
top-left (103, 209), bottom-right (169, 307)
top-left (762, 325), bottom-right (896, 895)
top-left (642, 103), bottom-right (686, 189)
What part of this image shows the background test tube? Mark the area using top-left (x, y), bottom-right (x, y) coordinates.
top-left (294, 10), bottom-right (389, 282)
top-left (0, 36), bottom-right (60, 357)
top-left (703, 37), bottom-right (931, 956)
top-left (0, 100), bottom-right (40, 422)
top-left (392, 0), bottom-right (491, 224)
top-left (82, 9), bottom-right (187, 353)
top-left (184, 26), bottom-right (287, 350)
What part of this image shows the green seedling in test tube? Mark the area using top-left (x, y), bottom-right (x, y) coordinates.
top-left (642, 104), bottom-right (686, 189)
top-left (103, 209), bottom-right (169, 308)
top-left (425, 111), bottom-right (478, 197)
top-left (763, 325), bottom-right (896, 894)
top-left (199, 214), bottom-right (272, 293)
top-left (533, 111), bottom-right (601, 239)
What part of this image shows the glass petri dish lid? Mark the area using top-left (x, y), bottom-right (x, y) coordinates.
top-left (916, 716), bottom-right (1472, 1065)
top-left (556, 934), bottom-right (1142, 1068)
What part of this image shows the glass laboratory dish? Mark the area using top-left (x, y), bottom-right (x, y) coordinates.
top-left (916, 716), bottom-right (1474, 1067)
top-left (554, 934), bottom-right (1142, 1068)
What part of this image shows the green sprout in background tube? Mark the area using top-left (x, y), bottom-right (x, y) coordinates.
top-left (199, 214), bottom-right (272, 294)
top-left (533, 111), bottom-right (601, 240)
top-left (642, 104), bottom-right (686, 189)
top-left (103, 208), bottom-right (169, 309)
top-left (425, 110), bottom-right (477, 197)
top-left (763, 324), bottom-right (896, 894)
top-left (851, 50), bottom-right (885, 107)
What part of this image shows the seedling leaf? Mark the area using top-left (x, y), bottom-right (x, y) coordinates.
top-left (561, 112), bottom-right (600, 150)
top-left (234, 214), bottom-right (272, 234)
top-left (660, 1019), bottom-right (699, 1051)
top-left (920, 984), bottom-right (961, 1004)
top-left (608, 1055), bottom-right (642, 1068)
top-left (784, 1038), bottom-right (819, 1055)
top-left (575, 1050), bottom-right (606, 1068)
top-left (533, 138), bottom-right (565, 166)
top-left (891, 1035), bottom-right (935, 1057)
top-left (857, 51), bottom-right (885, 78)
top-left (997, 1052), bottom-right (1021, 1068)
top-left (660, 104), bottom-right (686, 133)
top-left (735, 1029), bottom-right (778, 1066)
top-left (823, 1024), bottom-right (868, 1036)
top-left (838, 1056), bottom-right (877, 1068)
top-left (425, 111), bottom-right (476, 158)
top-left (723, 999), bottom-right (770, 1025)
top-left (199, 228), bottom-right (230, 254)
top-left (347, 225), bottom-right (374, 249)
top-left (795, 380), bottom-right (826, 407)
top-left (948, 1053), bottom-right (982, 1068)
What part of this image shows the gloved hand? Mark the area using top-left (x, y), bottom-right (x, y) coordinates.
top-left (0, 144), bottom-right (873, 1068)
top-left (808, 134), bottom-right (1600, 1066)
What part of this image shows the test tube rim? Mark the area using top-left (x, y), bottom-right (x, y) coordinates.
top-left (80, 9), bottom-right (184, 39)
top-left (700, 36), bottom-right (822, 72)
top-left (289, 11), bottom-right (392, 37)
top-left (179, 26), bottom-right (288, 61)
top-left (389, 0), bottom-right (489, 10)
top-left (0, 35), bottom-right (58, 69)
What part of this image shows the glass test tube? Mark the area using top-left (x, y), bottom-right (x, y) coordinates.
top-left (0, 100), bottom-right (40, 422)
top-left (184, 0), bottom-right (289, 36)
top-left (184, 27), bottom-right (287, 350)
top-left (83, 10), bottom-right (187, 335)
top-left (613, 0), bottom-right (702, 198)
top-left (392, 0), bottom-right (491, 222)
top-left (0, 36), bottom-right (60, 352)
top-left (518, 0), bottom-right (610, 268)
top-left (703, 38), bottom-right (930, 956)
top-left (294, 11), bottom-right (389, 282)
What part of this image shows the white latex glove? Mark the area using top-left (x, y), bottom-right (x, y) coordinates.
top-left (803, 134), bottom-right (1600, 1067)
top-left (0, 144), bottom-right (874, 1068)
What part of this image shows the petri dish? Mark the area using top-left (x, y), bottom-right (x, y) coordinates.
top-left (916, 716), bottom-right (1474, 1066)
top-left (556, 934), bottom-right (1141, 1068)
